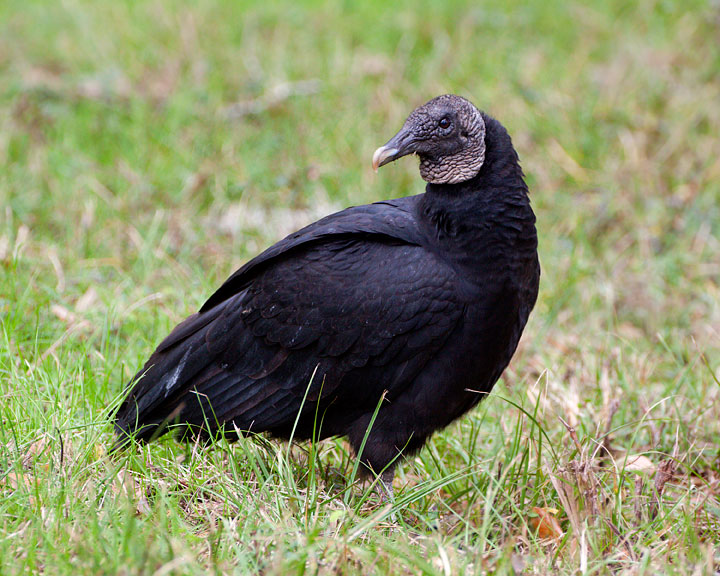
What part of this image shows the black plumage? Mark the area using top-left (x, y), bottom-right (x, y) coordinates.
top-left (114, 95), bottom-right (540, 484)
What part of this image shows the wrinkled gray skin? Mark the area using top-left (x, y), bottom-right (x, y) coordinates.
top-left (373, 94), bottom-right (486, 184)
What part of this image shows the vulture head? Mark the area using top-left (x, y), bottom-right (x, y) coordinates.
top-left (372, 94), bottom-right (486, 185)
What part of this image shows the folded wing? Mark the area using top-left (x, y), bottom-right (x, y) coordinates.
top-left (114, 198), bottom-right (465, 444)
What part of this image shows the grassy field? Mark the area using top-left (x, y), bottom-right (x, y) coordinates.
top-left (1, 0), bottom-right (719, 573)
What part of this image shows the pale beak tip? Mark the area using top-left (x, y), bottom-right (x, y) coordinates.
top-left (372, 146), bottom-right (399, 172)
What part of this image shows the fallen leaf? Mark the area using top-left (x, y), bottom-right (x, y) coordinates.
top-left (530, 506), bottom-right (564, 540)
top-left (2, 471), bottom-right (30, 490)
top-left (113, 470), bottom-right (151, 516)
top-left (22, 437), bottom-right (50, 468)
top-left (51, 304), bottom-right (77, 324)
top-left (75, 287), bottom-right (98, 312)
top-left (1, 470), bottom-right (38, 504)
top-left (624, 454), bottom-right (656, 474)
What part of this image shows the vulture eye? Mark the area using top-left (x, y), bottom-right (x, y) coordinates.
top-left (438, 117), bottom-right (451, 129)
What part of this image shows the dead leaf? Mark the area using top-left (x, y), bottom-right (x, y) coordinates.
top-left (1, 470), bottom-right (38, 504)
top-left (51, 304), bottom-right (77, 324)
top-left (22, 437), bottom-right (50, 468)
top-left (0, 235), bottom-right (8, 261)
top-left (530, 506), bottom-right (564, 540)
top-left (624, 454), bottom-right (656, 474)
top-left (75, 287), bottom-right (98, 312)
top-left (14, 225), bottom-right (30, 260)
top-left (113, 470), bottom-right (151, 516)
top-left (2, 471), bottom-right (30, 490)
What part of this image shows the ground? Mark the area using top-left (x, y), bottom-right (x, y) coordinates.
top-left (0, 0), bottom-right (719, 574)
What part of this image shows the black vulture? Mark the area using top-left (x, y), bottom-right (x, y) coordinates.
top-left (114, 95), bottom-right (540, 491)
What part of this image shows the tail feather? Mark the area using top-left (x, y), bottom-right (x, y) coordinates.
top-left (113, 299), bottom-right (236, 446)
top-left (112, 290), bottom-right (304, 448)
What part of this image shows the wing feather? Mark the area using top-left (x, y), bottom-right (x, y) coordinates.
top-left (115, 197), bottom-right (467, 445)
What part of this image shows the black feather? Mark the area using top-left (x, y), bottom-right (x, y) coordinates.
top-left (114, 95), bottom-right (540, 479)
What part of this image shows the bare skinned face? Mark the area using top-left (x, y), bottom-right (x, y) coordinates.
top-left (373, 95), bottom-right (486, 184)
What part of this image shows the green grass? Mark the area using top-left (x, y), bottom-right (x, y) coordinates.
top-left (1, 0), bottom-right (719, 573)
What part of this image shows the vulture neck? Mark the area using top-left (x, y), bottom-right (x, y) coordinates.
top-left (418, 114), bottom-right (537, 277)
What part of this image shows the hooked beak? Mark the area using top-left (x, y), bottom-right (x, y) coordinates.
top-left (372, 126), bottom-right (417, 172)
